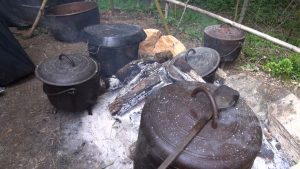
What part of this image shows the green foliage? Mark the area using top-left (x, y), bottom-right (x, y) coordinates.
top-left (263, 54), bottom-right (300, 81)
top-left (264, 58), bottom-right (293, 78)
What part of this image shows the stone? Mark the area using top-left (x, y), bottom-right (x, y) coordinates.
top-left (225, 73), bottom-right (300, 163)
top-left (153, 35), bottom-right (186, 57)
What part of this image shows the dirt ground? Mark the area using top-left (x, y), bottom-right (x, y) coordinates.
top-left (0, 11), bottom-right (299, 169)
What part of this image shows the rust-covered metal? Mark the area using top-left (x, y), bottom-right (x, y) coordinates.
top-left (204, 24), bottom-right (245, 63)
top-left (134, 81), bottom-right (262, 169)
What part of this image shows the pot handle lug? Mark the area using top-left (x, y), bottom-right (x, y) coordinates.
top-left (158, 85), bottom-right (219, 169)
top-left (59, 54), bottom-right (76, 67)
top-left (183, 48), bottom-right (196, 61)
top-left (44, 87), bottom-right (77, 96)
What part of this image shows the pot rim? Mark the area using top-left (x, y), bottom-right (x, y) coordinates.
top-left (35, 56), bottom-right (99, 86)
top-left (204, 25), bottom-right (246, 41)
top-left (46, 1), bottom-right (98, 17)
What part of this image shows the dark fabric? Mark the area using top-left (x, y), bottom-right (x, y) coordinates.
top-left (0, 18), bottom-right (35, 86)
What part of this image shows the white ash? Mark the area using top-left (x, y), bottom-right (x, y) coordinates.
top-left (57, 68), bottom-right (292, 169)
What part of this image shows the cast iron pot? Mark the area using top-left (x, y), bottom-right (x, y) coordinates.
top-left (35, 54), bottom-right (103, 114)
top-left (82, 23), bottom-right (147, 77)
top-left (45, 1), bottom-right (100, 42)
top-left (134, 81), bottom-right (262, 169)
top-left (168, 47), bottom-right (220, 83)
top-left (17, 0), bottom-right (82, 25)
top-left (204, 24), bottom-right (245, 63)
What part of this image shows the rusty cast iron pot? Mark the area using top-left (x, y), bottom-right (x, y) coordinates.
top-left (35, 54), bottom-right (104, 114)
top-left (45, 1), bottom-right (100, 42)
top-left (204, 24), bottom-right (245, 63)
top-left (134, 81), bottom-right (262, 169)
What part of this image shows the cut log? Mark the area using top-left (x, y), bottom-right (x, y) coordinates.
top-left (267, 100), bottom-right (300, 163)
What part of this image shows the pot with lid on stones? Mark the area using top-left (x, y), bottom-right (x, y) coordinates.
top-left (82, 23), bottom-right (147, 77)
top-left (134, 81), bottom-right (262, 169)
top-left (168, 47), bottom-right (220, 83)
top-left (35, 54), bottom-right (104, 114)
top-left (203, 24), bottom-right (245, 63)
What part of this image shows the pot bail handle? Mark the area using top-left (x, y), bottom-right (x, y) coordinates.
top-left (43, 87), bottom-right (76, 96)
top-left (222, 41), bottom-right (243, 58)
top-left (191, 85), bottom-right (219, 129)
top-left (59, 54), bottom-right (75, 67)
top-left (158, 86), bottom-right (219, 169)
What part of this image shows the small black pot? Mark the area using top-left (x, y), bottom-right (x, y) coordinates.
top-left (35, 54), bottom-right (104, 113)
top-left (45, 1), bottom-right (100, 42)
top-left (204, 24), bottom-right (245, 63)
top-left (169, 47), bottom-right (220, 83)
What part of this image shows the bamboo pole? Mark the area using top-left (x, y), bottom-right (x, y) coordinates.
top-left (164, 0), bottom-right (300, 53)
top-left (26, 0), bottom-right (48, 37)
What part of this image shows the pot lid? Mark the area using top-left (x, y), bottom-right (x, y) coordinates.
top-left (204, 24), bottom-right (245, 41)
top-left (141, 82), bottom-right (262, 168)
top-left (82, 23), bottom-right (147, 47)
top-left (170, 47), bottom-right (220, 79)
top-left (35, 54), bottom-right (98, 86)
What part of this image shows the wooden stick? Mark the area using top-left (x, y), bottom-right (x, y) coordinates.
top-left (176, 0), bottom-right (189, 29)
top-left (233, 0), bottom-right (240, 21)
top-left (26, 0), bottom-right (48, 37)
top-left (155, 0), bottom-right (171, 35)
top-left (164, 0), bottom-right (300, 53)
top-left (238, 0), bottom-right (250, 23)
top-left (164, 2), bottom-right (169, 18)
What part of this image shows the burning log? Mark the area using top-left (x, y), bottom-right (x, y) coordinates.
top-left (109, 54), bottom-right (205, 115)
top-left (109, 72), bottom-right (162, 115)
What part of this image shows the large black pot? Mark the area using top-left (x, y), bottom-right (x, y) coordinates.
top-left (45, 1), bottom-right (100, 42)
top-left (83, 24), bottom-right (147, 77)
top-left (134, 82), bottom-right (262, 169)
top-left (35, 54), bottom-right (104, 114)
top-left (204, 24), bottom-right (245, 63)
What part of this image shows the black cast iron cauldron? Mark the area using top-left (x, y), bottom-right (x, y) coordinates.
top-left (203, 24), bottom-right (245, 63)
top-left (45, 1), bottom-right (100, 42)
top-left (168, 47), bottom-right (220, 83)
top-left (82, 24), bottom-right (147, 77)
top-left (35, 54), bottom-right (104, 114)
top-left (134, 81), bottom-right (262, 169)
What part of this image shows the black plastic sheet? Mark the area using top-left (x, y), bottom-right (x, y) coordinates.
top-left (0, 18), bottom-right (35, 86)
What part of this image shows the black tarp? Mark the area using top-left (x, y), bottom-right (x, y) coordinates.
top-left (0, 17), bottom-right (35, 86)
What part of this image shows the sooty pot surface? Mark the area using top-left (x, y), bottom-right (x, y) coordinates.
top-left (134, 81), bottom-right (262, 169)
